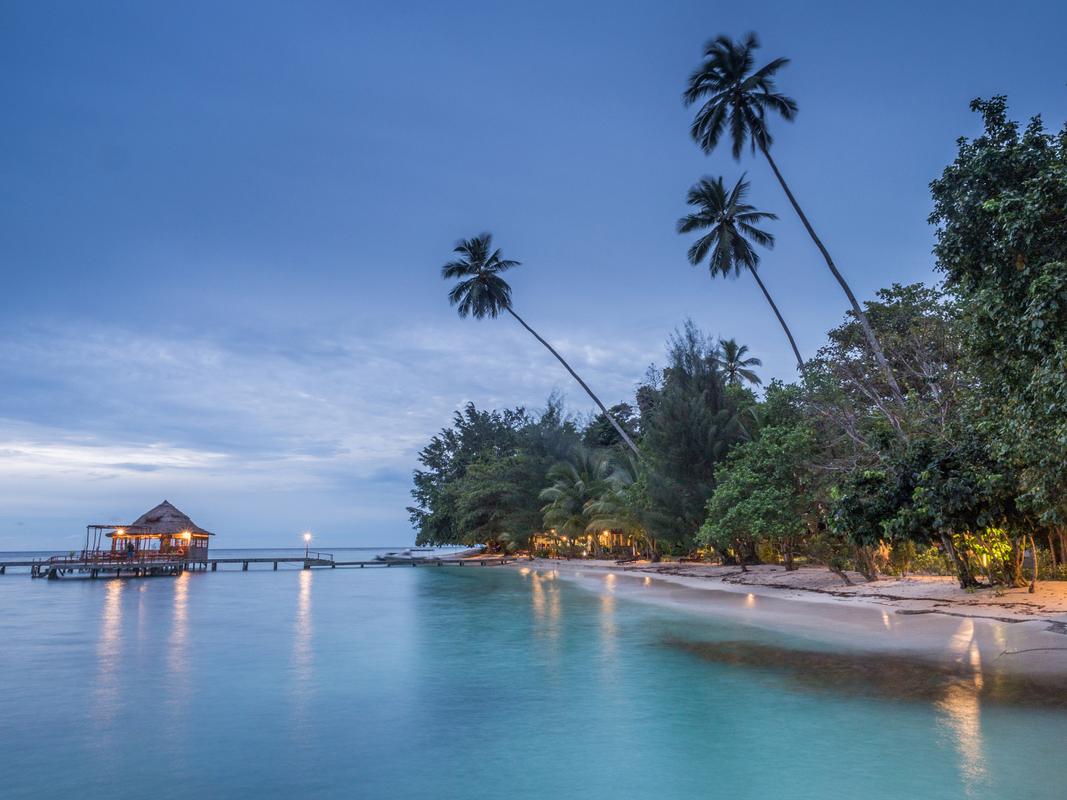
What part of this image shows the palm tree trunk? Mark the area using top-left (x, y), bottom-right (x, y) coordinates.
top-left (504, 307), bottom-right (640, 458)
top-left (757, 141), bottom-right (905, 406)
top-left (745, 264), bottom-right (804, 369)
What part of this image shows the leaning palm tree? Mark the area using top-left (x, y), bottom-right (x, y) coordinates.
top-left (443, 233), bottom-right (639, 457)
top-left (677, 175), bottom-right (804, 368)
top-left (716, 338), bottom-right (762, 387)
top-left (683, 33), bottom-right (903, 404)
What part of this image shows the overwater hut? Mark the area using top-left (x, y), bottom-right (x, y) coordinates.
top-left (85, 500), bottom-right (214, 561)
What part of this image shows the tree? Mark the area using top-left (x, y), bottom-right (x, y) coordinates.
top-left (929, 96), bottom-right (1067, 531)
top-left (443, 233), bottom-right (639, 457)
top-left (410, 398), bottom-right (581, 550)
top-left (408, 403), bottom-right (528, 545)
top-left (803, 284), bottom-right (963, 457)
top-left (716, 338), bottom-right (762, 388)
top-left (700, 385), bottom-right (818, 570)
top-left (683, 33), bottom-right (902, 403)
top-left (638, 321), bottom-right (747, 550)
top-left (677, 175), bottom-right (803, 368)
top-left (582, 403), bottom-right (639, 449)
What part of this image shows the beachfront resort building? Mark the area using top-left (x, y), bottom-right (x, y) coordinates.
top-left (84, 500), bottom-right (214, 561)
top-left (530, 529), bottom-right (637, 559)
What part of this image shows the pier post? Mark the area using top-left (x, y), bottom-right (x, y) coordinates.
top-left (0, 564), bottom-right (5, 574)
top-left (212, 562), bottom-right (217, 571)
top-left (242, 561), bottom-right (249, 571)
top-left (302, 560), bottom-right (310, 570)
top-left (273, 561), bottom-right (278, 570)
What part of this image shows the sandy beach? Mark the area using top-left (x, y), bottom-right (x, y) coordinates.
top-left (513, 559), bottom-right (1067, 680)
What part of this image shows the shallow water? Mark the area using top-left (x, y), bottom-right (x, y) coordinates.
top-left (1, 563), bottom-right (1065, 799)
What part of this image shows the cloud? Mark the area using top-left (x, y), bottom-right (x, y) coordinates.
top-left (0, 314), bottom-right (660, 546)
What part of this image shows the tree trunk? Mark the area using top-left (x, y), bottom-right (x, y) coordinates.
top-left (758, 142), bottom-right (905, 406)
top-left (505, 307), bottom-right (640, 458)
top-left (854, 545), bottom-right (880, 582)
top-left (830, 566), bottom-right (853, 586)
top-left (941, 532), bottom-right (978, 589)
top-left (1008, 537), bottom-right (1027, 588)
top-left (1028, 533), bottom-right (1039, 594)
top-left (782, 541), bottom-right (796, 571)
top-left (746, 264), bottom-right (804, 369)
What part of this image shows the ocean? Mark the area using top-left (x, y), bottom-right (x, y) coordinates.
top-left (1, 557), bottom-right (1065, 799)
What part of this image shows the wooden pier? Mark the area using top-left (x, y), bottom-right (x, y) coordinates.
top-left (0, 553), bottom-right (515, 580)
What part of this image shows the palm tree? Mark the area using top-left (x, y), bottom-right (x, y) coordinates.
top-left (683, 33), bottom-right (904, 404)
top-left (539, 447), bottom-right (612, 558)
top-left (443, 233), bottom-right (639, 457)
top-left (584, 452), bottom-right (660, 560)
top-left (716, 338), bottom-right (762, 387)
top-left (677, 175), bottom-right (804, 368)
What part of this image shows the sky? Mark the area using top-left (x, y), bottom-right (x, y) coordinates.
top-left (2, 0), bottom-right (1066, 549)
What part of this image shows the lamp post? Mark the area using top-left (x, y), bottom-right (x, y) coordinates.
top-left (304, 532), bottom-right (312, 559)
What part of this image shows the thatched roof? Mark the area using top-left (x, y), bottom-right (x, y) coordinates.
top-left (128, 500), bottom-right (214, 536)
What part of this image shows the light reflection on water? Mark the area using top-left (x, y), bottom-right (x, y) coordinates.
top-left (936, 622), bottom-right (987, 795)
top-left (92, 579), bottom-right (124, 731)
top-left (291, 568), bottom-right (315, 737)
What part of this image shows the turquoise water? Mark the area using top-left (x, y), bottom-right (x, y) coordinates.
top-left (2, 562), bottom-right (1065, 799)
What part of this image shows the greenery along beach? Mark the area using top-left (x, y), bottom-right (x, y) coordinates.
top-left (411, 40), bottom-right (1067, 599)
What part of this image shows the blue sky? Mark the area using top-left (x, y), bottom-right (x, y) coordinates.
top-left (2, 0), bottom-right (1065, 548)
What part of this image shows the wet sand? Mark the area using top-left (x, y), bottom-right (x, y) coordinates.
top-left (513, 560), bottom-right (1067, 683)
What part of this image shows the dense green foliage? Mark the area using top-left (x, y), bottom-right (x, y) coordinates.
top-left (413, 61), bottom-right (1066, 587)
top-left (930, 97), bottom-right (1067, 526)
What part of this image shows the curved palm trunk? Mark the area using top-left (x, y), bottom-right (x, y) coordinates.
top-left (745, 264), bottom-right (804, 370)
top-left (504, 306), bottom-right (640, 458)
top-left (757, 141), bottom-right (905, 406)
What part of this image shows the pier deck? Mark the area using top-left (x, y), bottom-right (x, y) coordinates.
top-left (0, 554), bottom-right (515, 579)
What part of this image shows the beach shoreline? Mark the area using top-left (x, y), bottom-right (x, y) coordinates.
top-left (510, 558), bottom-right (1067, 679)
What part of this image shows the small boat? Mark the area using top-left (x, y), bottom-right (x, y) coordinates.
top-left (374, 549), bottom-right (427, 563)
top-left (373, 545), bottom-right (487, 563)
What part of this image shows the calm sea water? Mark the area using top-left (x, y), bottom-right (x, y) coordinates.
top-left (2, 558), bottom-right (1065, 800)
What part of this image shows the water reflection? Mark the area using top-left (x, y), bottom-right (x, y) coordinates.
top-left (160, 572), bottom-right (192, 765)
top-left (601, 574), bottom-right (617, 649)
top-left (936, 623), bottom-right (987, 795)
top-left (667, 636), bottom-right (1067, 710)
top-left (92, 579), bottom-right (125, 736)
top-left (530, 570), bottom-right (561, 634)
top-left (291, 569), bottom-right (314, 735)
top-left (167, 572), bottom-right (190, 682)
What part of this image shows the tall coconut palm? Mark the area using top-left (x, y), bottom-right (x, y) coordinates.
top-left (716, 338), bottom-right (762, 387)
top-left (443, 233), bottom-right (639, 457)
top-left (683, 33), bottom-right (904, 404)
top-left (677, 175), bottom-right (804, 368)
